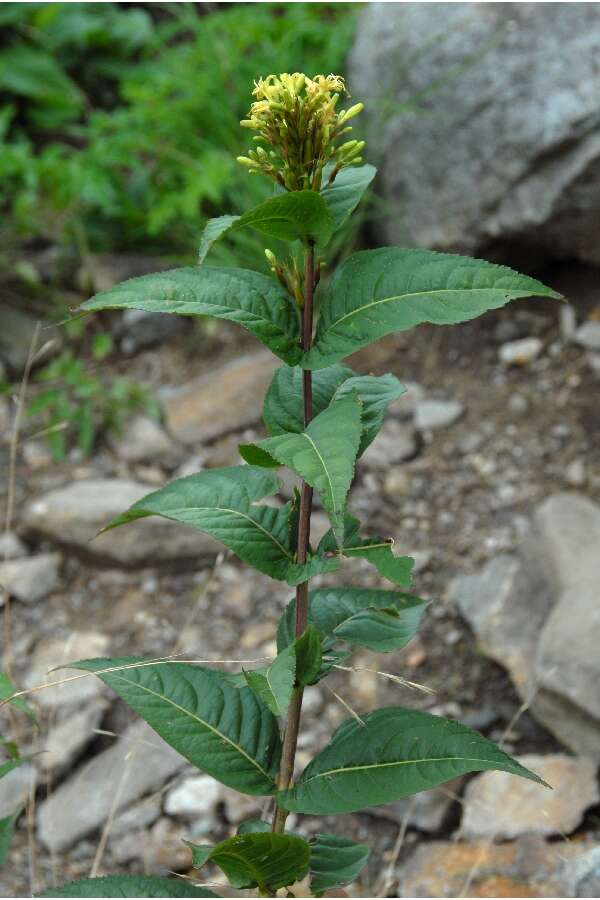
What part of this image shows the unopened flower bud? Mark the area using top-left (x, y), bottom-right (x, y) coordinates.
top-left (236, 156), bottom-right (255, 167)
top-left (340, 102), bottom-right (364, 123)
top-left (265, 249), bottom-right (277, 268)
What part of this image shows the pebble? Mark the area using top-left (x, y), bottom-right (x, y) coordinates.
top-left (38, 701), bottom-right (108, 772)
top-left (415, 399), bottom-right (464, 431)
top-left (25, 631), bottom-right (110, 709)
top-left (565, 457), bottom-right (587, 487)
top-left (460, 754), bottom-right (599, 840)
top-left (559, 304), bottom-right (577, 340)
top-left (108, 415), bottom-right (174, 464)
top-left (0, 553), bottom-right (61, 605)
top-left (361, 420), bottom-right (418, 468)
top-left (508, 393), bottom-right (529, 414)
top-left (499, 337), bottom-right (543, 366)
top-left (384, 468), bottom-right (411, 496)
top-left (573, 320), bottom-right (600, 351)
top-left (0, 532), bottom-right (27, 560)
top-left (164, 775), bottom-right (222, 818)
top-left (0, 763), bottom-right (37, 818)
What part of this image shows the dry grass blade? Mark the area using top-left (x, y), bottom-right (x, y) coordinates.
top-left (333, 663), bottom-right (436, 696)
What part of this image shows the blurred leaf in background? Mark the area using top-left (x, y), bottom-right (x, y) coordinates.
top-left (0, 3), bottom-right (359, 268)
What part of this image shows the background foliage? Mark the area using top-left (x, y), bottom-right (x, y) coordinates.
top-left (0, 2), bottom-right (358, 267)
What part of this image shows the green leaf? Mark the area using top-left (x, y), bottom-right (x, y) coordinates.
top-left (198, 192), bottom-right (333, 262)
top-left (35, 876), bottom-right (218, 898)
top-left (0, 672), bottom-right (36, 723)
top-left (244, 644), bottom-right (296, 717)
top-left (0, 810), bottom-right (19, 867)
top-left (278, 588), bottom-right (427, 654)
top-left (100, 466), bottom-right (299, 584)
top-left (78, 267), bottom-right (302, 365)
top-left (320, 164), bottom-right (376, 231)
top-left (241, 394), bottom-right (362, 543)
top-left (70, 658), bottom-right (281, 796)
top-left (303, 248), bottom-right (562, 369)
top-left (236, 819), bottom-right (271, 835)
top-left (317, 515), bottom-right (414, 588)
top-left (309, 834), bottom-right (370, 896)
top-left (263, 364), bottom-right (405, 456)
top-left (294, 624), bottom-right (323, 687)
top-left (188, 833), bottom-right (310, 893)
top-left (279, 707), bottom-right (548, 815)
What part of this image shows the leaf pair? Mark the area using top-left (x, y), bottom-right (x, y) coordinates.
top-left (187, 829), bottom-right (369, 896)
top-left (197, 163), bottom-right (377, 262)
top-left (77, 247), bottom-right (560, 372)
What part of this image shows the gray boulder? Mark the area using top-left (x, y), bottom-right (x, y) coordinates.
top-left (450, 493), bottom-right (600, 759)
top-left (349, 3), bottom-right (600, 265)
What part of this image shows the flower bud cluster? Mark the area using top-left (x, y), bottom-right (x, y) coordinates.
top-left (237, 73), bottom-right (364, 191)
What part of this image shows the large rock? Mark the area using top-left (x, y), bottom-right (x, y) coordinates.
top-left (460, 754), bottom-right (599, 840)
top-left (349, 4), bottom-right (600, 265)
top-left (23, 478), bottom-right (220, 565)
top-left (25, 631), bottom-right (111, 710)
top-left (450, 493), bottom-right (600, 759)
top-left (0, 764), bottom-right (37, 818)
top-left (37, 720), bottom-right (186, 852)
top-left (163, 351), bottom-right (279, 445)
top-left (398, 836), bottom-right (600, 898)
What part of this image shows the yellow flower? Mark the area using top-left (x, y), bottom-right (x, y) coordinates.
top-left (238, 72), bottom-right (365, 191)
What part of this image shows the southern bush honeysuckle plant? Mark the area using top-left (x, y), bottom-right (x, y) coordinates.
top-left (28, 74), bottom-right (561, 898)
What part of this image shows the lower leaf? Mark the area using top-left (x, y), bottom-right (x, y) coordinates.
top-left (188, 833), bottom-right (310, 893)
top-left (70, 658), bottom-right (281, 796)
top-left (279, 707), bottom-right (547, 815)
top-left (309, 834), bottom-right (370, 896)
top-left (317, 514), bottom-right (414, 588)
top-left (35, 875), bottom-right (218, 897)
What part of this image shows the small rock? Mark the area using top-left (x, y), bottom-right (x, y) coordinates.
top-left (0, 553), bottom-right (61, 605)
top-left (499, 337), bottom-right (543, 366)
top-left (22, 440), bottom-right (54, 470)
top-left (460, 754), bottom-right (599, 840)
top-left (38, 701), bottom-right (108, 772)
top-left (163, 351), bottom-right (279, 445)
top-left (0, 306), bottom-right (62, 376)
top-left (110, 795), bottom-right (163, 837)
top-left (493, 318), bottom-right (529, 344)
top-left (411, 549), bottom-right (433, 574)
top-left (561, 844), bottom-right (600, 898)
top-left (566, 457), bottom-right (587, 487)
top-left (508, 393), bottom-right (529, 414)
top-left (221, 786), bottom-right (263, 825)
top-left (112, 817), bottom-right (191, 871)
top-left (384, 468), bottom-right (411, 496)
top-left (0, 532), bottom-right (27, 560)
top-left (25, 631), bottom-right (110, 710)
top-left (164, 775), bottom-right (222, 818)
top-left (108, 415), bottom-right (174, 464)
top-left (361, 420), bottom-right (418, 468)
top-left (120, 309), bottom-right (187, 354)
top-left (23, 478), bottom-right (221, 566)
top-left (573, 320), bottom-right (600, 351)
top-left (37, 720), bottom-right (187, 852)
top-left (415, 399), bottom-right (464, 431)
top-left (0, 763), bottom-right (37, 818)
top-left (560, 305), bottom-right (577, 340)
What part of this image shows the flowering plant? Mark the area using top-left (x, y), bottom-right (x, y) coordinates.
top-left (29, 73), bottom-right (559, 898)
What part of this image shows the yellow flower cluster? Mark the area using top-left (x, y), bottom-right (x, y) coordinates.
top-left (237, 72), bottom-right (365, 192)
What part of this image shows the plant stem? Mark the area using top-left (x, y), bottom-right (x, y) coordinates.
top-left (271, 241), bottom-right (315, 834)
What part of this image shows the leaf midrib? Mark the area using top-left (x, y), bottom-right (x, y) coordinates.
top-left (295, 755), bottom-right (519, 787)
top-left (163, 506), bottom-right (292, 559)
top-left (107, 672), bottom-right (275, 784)
top-left (323, 285), bottom-right (529, 330)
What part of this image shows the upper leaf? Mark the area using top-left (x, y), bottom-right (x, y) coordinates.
top-left (309, 833), bottom-right (370, 896)
top-left (198, 191), bottom-right (333, 262)
top-left (35, 876), bottom-right (218, 898)
top-left (188, 833), bottom-right (310, 893)
top-left (71, 658), bottom-right (281, 796)
top-left (263, 364), bottom-right (405, 456)
top-left (317, 514), bottom-right (414, 588)
top-left (243, 644), bottom-right (296, 718)
top-left (100, 466), bottom-right (299, 584)
top-left (294, 624), bottom-right (323, 687)
top-left (77, 266), bottom-right (302, 365)
top-left (240, 394), bottom-right (362, 543)
top-left (303, 248), bottom-right (562, 369)
top-left (278, 587), bottom-right (427, 654)
top-left (279, 707), bottom-right (547, 815)
top-left (320, 163), bottom-right (377, 232)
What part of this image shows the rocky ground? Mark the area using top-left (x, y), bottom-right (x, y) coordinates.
top-left (1, 259), bottom-right (600, 897)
